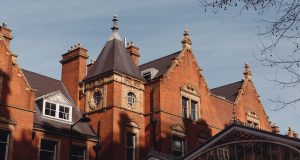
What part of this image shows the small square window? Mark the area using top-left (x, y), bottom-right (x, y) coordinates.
top-left (59, 105), bottom-right (70, 120)
top-left (45, 102), bottom-right (56, 117)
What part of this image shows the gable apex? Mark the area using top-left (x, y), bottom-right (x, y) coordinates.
top-left (37, 91), bottom-right (73, 106)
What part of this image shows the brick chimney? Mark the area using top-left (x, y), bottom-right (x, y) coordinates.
top-left (60, 44), bottom-right (88, 106)
top-left (0, 23), bottom-right (13, 47)
top-left (127, 41), bottom-right (140, 66)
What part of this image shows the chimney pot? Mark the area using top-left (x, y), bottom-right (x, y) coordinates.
top-left (0, 23), bottom-right (13, 46)
top-left (127, 41), bottom-right (140, 66)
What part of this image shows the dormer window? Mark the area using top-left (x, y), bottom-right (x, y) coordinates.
top-left (142, 72), bottom-right (151, 81)
top-left (43, 100), bottom-right (72, 122)
top-left (141, 68), bottom-right (158, 82)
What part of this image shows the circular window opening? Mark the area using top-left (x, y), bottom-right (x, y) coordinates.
top-left (93, 91), bottom-right (102, 106)
top-left (127, 92), bottom-right (136, 107)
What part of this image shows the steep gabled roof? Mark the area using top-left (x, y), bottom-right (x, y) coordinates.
top-left (139, 51), bottom-right (181, 80)
top-left (22, 69), bottom-right (95, 137)
top-left (210, 80), bottom-right (244, 102)
top-left (86, 38), bottom-right (144, 81)
top-left (22, 69), bottom-right (70, 98)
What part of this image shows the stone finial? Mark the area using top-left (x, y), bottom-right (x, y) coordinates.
top-left (181, 28), bottom-right (192, 48)
top-left (111, 15), bottom-right (119, 32)
top-left (2, 23), bottom-right (7, 28)
top-left (287, 127), bottom-right (294, 137)
top-left (243, 63), bottom-right (252, 79)
top-left (108, 15), bottom-right (121, 41)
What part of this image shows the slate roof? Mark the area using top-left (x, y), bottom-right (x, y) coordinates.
top-left (210, 80), bottom-right (244, 102)
top-left (22, 69), bottom-right (95, 137)
top-left (139, 51), bottom-right (181, 80)
top-left (86, 38), bottom-right (144, 81)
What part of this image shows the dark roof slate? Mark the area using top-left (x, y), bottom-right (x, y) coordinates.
top-left (139, 51), bottom-right (181, 80)
top-left (86, 38), bottom-right (144, 81)
top-left (22, 69), bottom-right (95, 137)
top-left (210, 80), bottom-right (244, 102)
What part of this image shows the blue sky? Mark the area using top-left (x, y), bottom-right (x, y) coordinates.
top-left (1, 0), bottom-right (299, 134)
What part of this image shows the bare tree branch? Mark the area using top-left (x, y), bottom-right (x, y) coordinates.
top-left (201, 0), bottom-right (300, 109)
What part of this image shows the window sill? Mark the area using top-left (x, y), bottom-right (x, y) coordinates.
top-left (42, 115), bottom-right (72, 124)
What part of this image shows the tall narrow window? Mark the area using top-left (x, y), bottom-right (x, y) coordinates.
top-left (191, 100), bottom-right (198, 121)
top-left (0, 131), bottom-right (9, 160)
top-left (71, 145), bottom-right (85, 160)
top-left (172, 136), bottom-right (185, 157)
top-left (182, 97), bottom-right (189, 118)
top-left (126, 132), bottom-right (136, 160)
top-left (39, 139), bottom-right (57, 160)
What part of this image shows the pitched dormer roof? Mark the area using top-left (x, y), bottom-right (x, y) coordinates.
top-left (86, 16), bottom-right (144, 81)
top-left (139, 51), bottom-right (181, 80)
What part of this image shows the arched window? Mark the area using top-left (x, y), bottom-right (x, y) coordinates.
top-left (93, 91), bottom-right (102, 106)
top-left (127, 92), bottom-right (136, 107)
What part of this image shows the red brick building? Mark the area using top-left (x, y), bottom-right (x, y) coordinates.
top-left (0, 16), bottom-right (297, 160)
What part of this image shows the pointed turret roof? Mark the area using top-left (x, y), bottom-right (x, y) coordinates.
top-left (86, 16), bottom-right (144, 81)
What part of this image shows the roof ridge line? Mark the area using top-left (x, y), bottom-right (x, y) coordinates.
top-left (22, 69), bottom-right (61, 82)
top-left (139, 51), bottom-right (181, 67)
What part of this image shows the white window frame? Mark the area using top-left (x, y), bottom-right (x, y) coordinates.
top-left (42, 100), bottom-right (72, 122)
